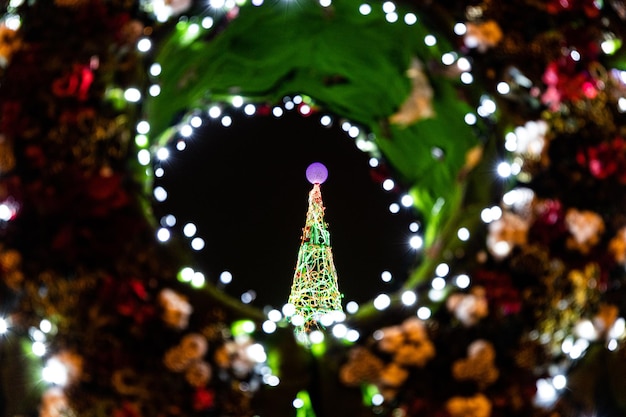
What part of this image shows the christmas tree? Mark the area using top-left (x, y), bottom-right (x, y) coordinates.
top-left (287, 162), bottom-right (343, 341)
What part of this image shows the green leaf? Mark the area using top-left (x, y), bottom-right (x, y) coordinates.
top-left (295, 390), bottom-right (317, 417)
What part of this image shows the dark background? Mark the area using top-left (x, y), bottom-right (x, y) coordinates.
top-left (153, 108), bottom-right (421, 308)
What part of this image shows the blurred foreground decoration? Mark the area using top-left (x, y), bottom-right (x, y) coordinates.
top-left (1, 0), bottom-right (626, 416)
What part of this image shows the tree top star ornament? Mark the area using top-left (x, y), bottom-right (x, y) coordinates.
top-left (286, 163), bottom-right (344, 343)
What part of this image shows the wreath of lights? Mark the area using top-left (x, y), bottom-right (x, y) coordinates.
top-left (134, 0), bottom-right (489, 334)
top-left (146, 95), bottom-right (435, 340)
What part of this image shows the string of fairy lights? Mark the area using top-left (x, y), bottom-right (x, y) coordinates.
top-left (137, 0), bottom-right (491, 349)
top-left (5, 0), bottom-right (626, 411)
top-left (148, 95), bottom-right (426, 337)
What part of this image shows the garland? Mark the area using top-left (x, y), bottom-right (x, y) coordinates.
top-left (1, 0), bottom-right (626, 416)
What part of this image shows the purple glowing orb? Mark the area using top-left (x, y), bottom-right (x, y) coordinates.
top-left (306, 162), bottom-right (328, 184)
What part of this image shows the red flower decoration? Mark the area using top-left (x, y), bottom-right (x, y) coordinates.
top-left (112, 401), bottom-right (141, 417)
top-left (541, 57), bottom-right (599, 110)
top-left (473, 269), bottom-right (522, 316)
top-left (51, 64), bottom-right (94, 101)
top-left (84, 171), bottom-right (130, 217)
top-left (193, 387), bottom-right (215, 411)
top-left (546, 0), bottom-right (601, 18)
top-left (576, 137), bottom-right (626, 182)
top-left (529, 198), bottom-right (567, 245)
top-left (100, 276), bottom-right (155, 325)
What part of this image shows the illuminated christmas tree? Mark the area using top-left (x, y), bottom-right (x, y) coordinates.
top-left (287, 163), bottom-right (343, 340)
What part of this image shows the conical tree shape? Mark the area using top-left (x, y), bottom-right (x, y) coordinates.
top-left (288, 164), bottom-right (343, 340)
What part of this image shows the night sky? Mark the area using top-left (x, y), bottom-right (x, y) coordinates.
top-left (153, 108), bottom-right (420, 309)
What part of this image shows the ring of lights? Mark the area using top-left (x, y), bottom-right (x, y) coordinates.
top-left (140, 0), bottom-right (488, 324)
